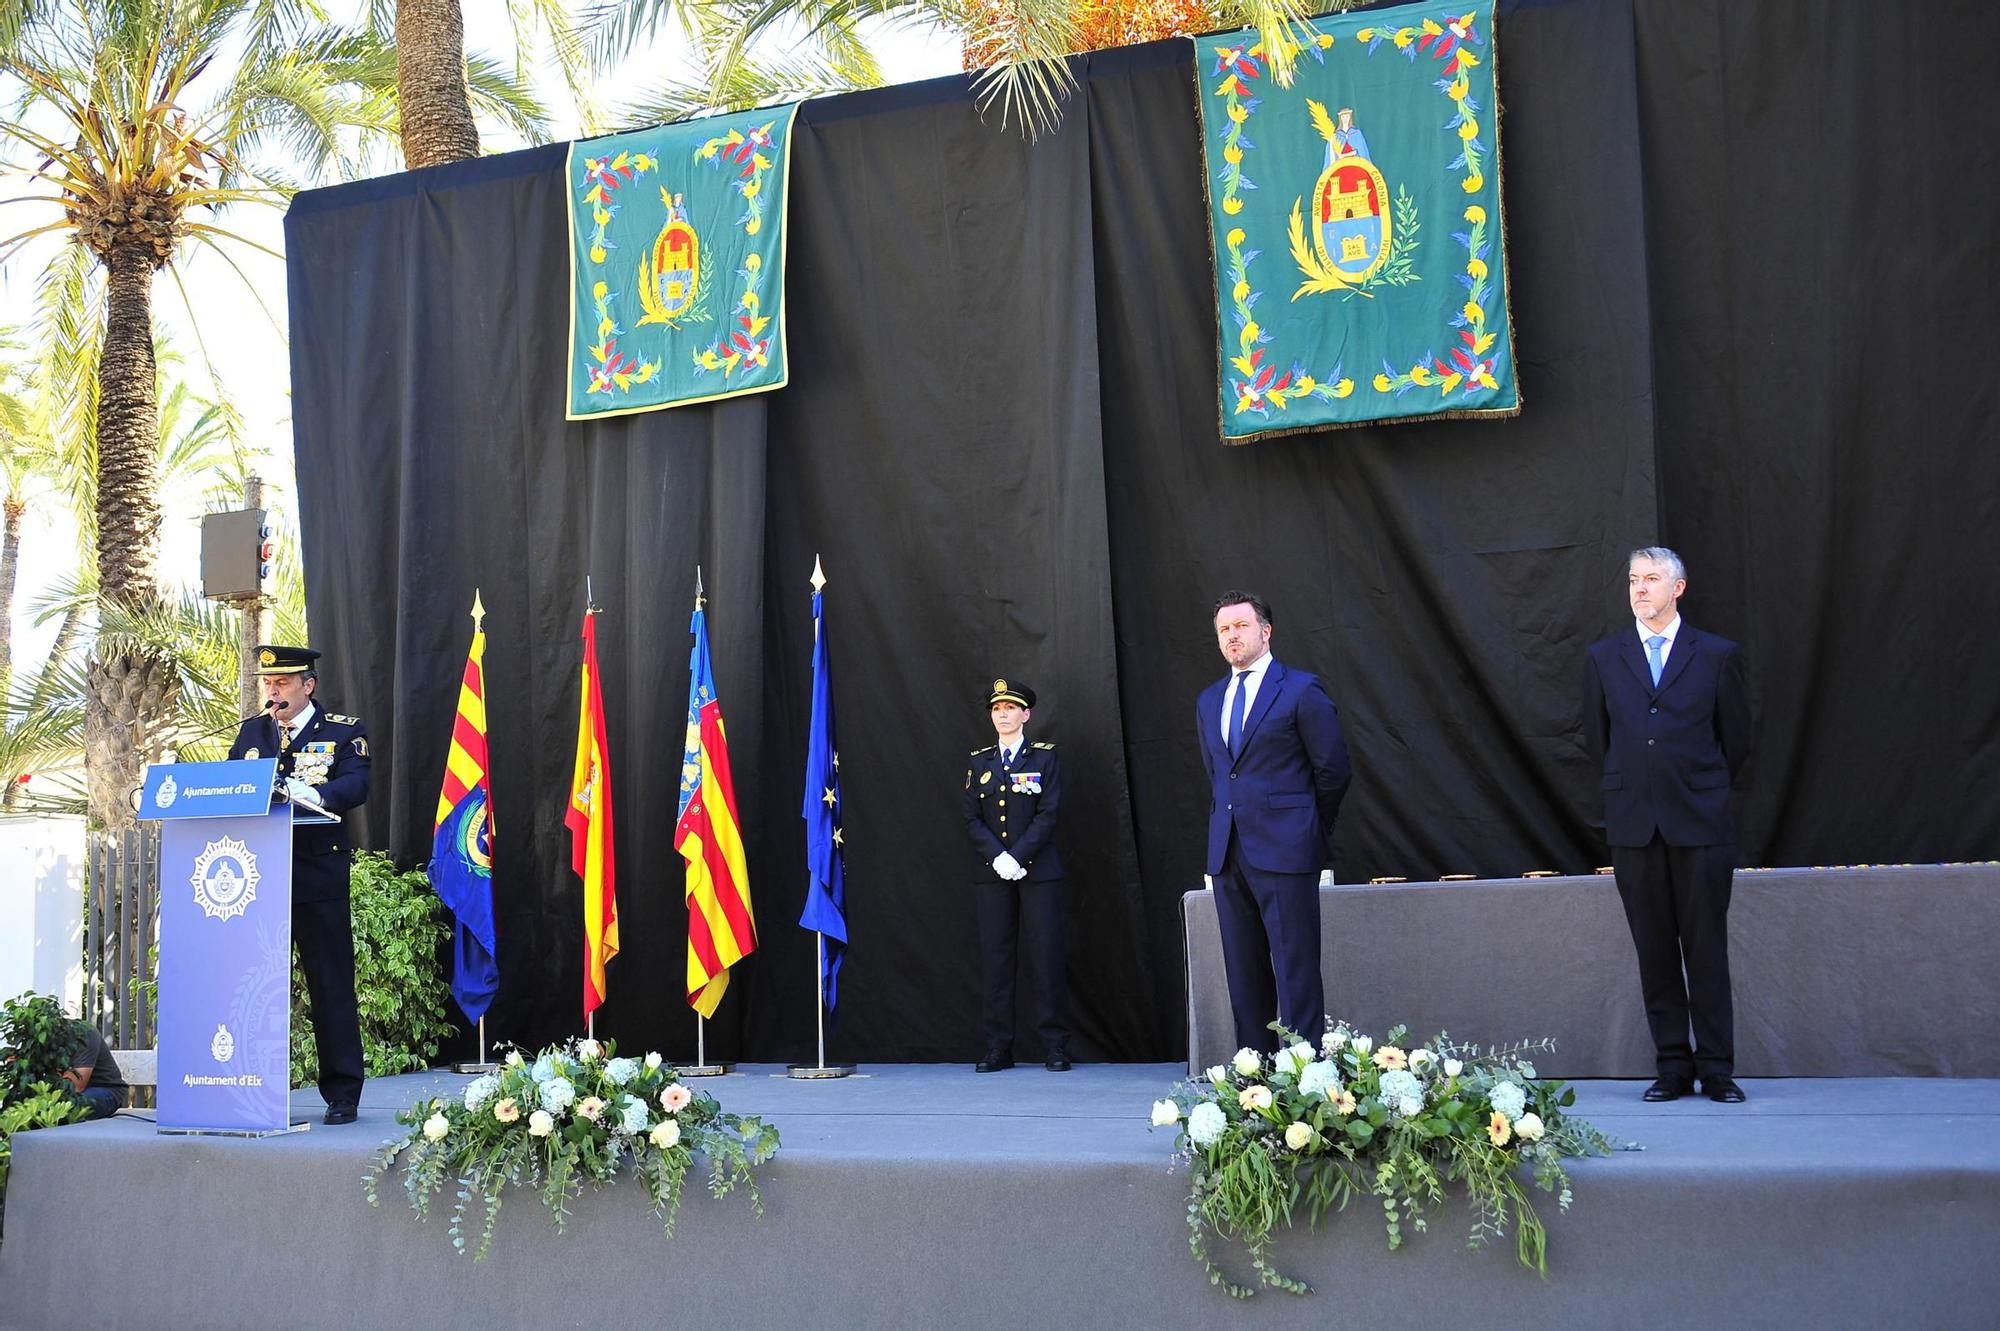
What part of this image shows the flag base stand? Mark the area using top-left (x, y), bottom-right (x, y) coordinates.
top-left (786, 1063), bottom-right (855, 1079)
top-left (680, 1063), bottom-right (731, 1077)
top-left (451, 1062), bottom-right (499, 1074)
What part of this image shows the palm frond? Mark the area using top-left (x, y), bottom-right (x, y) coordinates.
top-left (619, 38), bottom-right (884, 126)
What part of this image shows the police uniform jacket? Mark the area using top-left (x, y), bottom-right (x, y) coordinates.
top-left (228, 705), bottom-right (371, 903)
top-left (963, 741), bottom-right (1064, 881)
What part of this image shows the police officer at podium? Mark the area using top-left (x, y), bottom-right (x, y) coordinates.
top-left (962, 678), bottom-right (1070, 1073)
top-left (227, 645), bottom-right (371, 1124)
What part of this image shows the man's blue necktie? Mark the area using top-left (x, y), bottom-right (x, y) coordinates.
top-left (1228, 670), bottom-right (1251, 756)
top-left (1646, 635), bottom-right (1667, 687)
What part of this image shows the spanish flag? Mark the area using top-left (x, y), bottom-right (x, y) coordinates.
top-left (430, 592), bottom-right (499, 1024)
top-left (566, 607), bottom-right (618, 1019)
top-left (675, 583), bottom-right (756, 1017)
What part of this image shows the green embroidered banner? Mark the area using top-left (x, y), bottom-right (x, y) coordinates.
top-left (566, 105), bottom-right (799, 419)
top-left (1194, 2), bottom-right (1517, 440)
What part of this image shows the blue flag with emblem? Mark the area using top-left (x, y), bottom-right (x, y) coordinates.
top-left (797, 564), bottom-right (847, 1013)
top-left (566, 104), bottom-right (800, 419)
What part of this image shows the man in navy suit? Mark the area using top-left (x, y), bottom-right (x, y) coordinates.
top-left (1584, 549), bottom-right (1753, 1104)
top-left (1197, 592), bottom-right (1352, 1053)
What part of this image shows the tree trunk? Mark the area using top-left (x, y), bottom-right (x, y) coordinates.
top-left (398, 0), bottom-right (482, 170)
top-left (0, 493), bottom-right (22, 706)
top-left (85, 248), bottom-right (177, 831)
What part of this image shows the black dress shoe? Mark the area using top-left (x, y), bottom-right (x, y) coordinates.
top-left (1703, 1076), bottom-right (1746, 1103)
top-left (975, 1051), bottom-right (1014, 1073)
top-left (323, 1103), bottom-right (359, 1125)
top-left (1044, 1047), bottom-right (1072, 1072)
top-left (1642, 1078), bottom-right (1691, 1102)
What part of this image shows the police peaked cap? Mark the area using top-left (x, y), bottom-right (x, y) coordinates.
top-left (254, 644), bottom-right (321, 676)
top-left (988, 678), bottom-right (1035, 709)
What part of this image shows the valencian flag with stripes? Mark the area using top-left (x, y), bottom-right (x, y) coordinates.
top-left (797, 562), bottom-right (848, 1012)
top-left (430, 592), bottom-right (500, 1024)
top-left (675, 579), bottom-right (757, 1017)
top-left (565, 104), bottom-right (800, 419)
top-left (1196, 1), bottom-right (1517, 439)
top-left (567, 607), bottom-right (618, 1020)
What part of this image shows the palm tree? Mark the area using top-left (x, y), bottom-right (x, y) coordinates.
top-left (590, 0), bottom-right (1356, 138)
top-left (0, 0), bottom-right (498, 827)
top-left (391, 0), bottom-right (594, 169)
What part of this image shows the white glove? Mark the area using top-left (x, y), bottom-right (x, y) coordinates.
top-left (993, 852), bottom-right (1024, 880)
top-left (1318, 869), bottom-right (1336, 888)
top-left (285, 777), bottom-right (318, 806)
top-left (1203, 874), bottom-right (1214, 891)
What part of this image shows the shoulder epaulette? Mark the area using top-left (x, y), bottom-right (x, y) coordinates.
top-left (326, 713), bottom-right (360, 725)
top-left (1031, 741), bottom-right (1054, 749)
top-left (971, 744), bottom-right (996, 756)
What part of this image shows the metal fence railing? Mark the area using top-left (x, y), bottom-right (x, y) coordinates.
top-left (84, 826), bottom-right (159, 1053)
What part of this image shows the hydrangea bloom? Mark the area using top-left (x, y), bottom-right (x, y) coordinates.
top-left (619, 1095), bottom-right (650, 1135)
top-left (1188, 1101), bottom-right (1228, 1146)
top-left (540, 1077), bottom-right (577, 1113)
top-left (1378, 1069), bottom-right (1424, 1116)
top-left (1489, 1080), bottom-right (1528, 1122)
top-left (1298, 1060), bottom-right (1342, 1099)
top-left (605, 1057), bottom-right (638, 1086)
top-left (462, 1075), bottom-right (498, 1112)
top-left (529, 1054), bottom-right (558, 1084)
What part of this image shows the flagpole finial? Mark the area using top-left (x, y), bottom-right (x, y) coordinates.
top-left (810, 555), bottom-right (826, 594)
top-left (586, 574), bottom-right (601, 616)
top-left (471, 589), bottom-right (486, 632)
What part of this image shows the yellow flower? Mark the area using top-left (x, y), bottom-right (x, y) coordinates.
top-left (1238, 1084), bottom-right (1274, 1112)
top-left (1463, 300), bottom-right (1485, 324)
top-left (1476, 368), bottom-right (1499, 391)
top-left (1295, 375), bottom-right (1316, 393)
top-left (1316, 33), bottom-right (1334, 49)
top-left (1232, 279), bottom-right (1250, 302)
top-left (1224, 143), bottom-right (1243, 165)
top-left (1467, 257), bottom-right (1488, 279)
top-left (592, 281), bottom-right (609, 301)
top-left (1464, 204), bottom-right (1487, 223)
top-left (1393, 27), bottom-right (1414, 49)
top-left (1227, 101), bottom-right (1248, 123)
top-left (1488, 1111), bottom-right (1512, 1146)
top-left (1356, 27), bottom-right (1374, 40)
top-left (588, 245), bottom-right (607, 265)
top-left (1448, 78), bottom-right (1469, 102)
top-left (1235, 390), bottom-right (1258, 413)
top-left (1408, 365), bottom-right (1434, 387)
top-left (1462, 172), bottom-right (1484, 193)
top-left (1456, 50), bottom-right (1480, 69)
top-left (1226, 227), bottom-right (1246, 248)
top-left (1335, 1089), bottom-right (1357, 1115)
top-left (1223, 196), bottom-right (1244, 215)
top-left (1333, 378), bottom-right (1354, 398)
top-left (746, 218), bottom-right (762, 235)
top-left (1459, 118), bottom-right (1479, 141)
top-left (746, 253), bottom-right (762, 271)
top-left (1229, 354), bottom-right (1258, 376)
top-left (1440, 372), bottom-right (1463, 394)
top-left (1372, 372), bottom-right (1393, 392)
top-left (1372, 1045), bottom-right (1408, 1069)
top-left (1472, 332), bottom-right (1496, 355)
top-left (1421, 17), bottom-right (1443, 35)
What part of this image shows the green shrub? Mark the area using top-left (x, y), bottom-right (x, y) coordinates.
top-left (0, 993), bottom-right (92, 1233)
top-left (290, 852), bottom-right (456, 1087)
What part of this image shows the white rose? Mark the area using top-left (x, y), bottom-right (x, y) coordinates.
top-left (1150, 1099), bottom-right (1181, 1127)
top-left (644, 1051), bottom-right (663, 1071)
top-left (1232, 1047), bottom-right (1262, 1077)
top-left (1205, 1065), bottom-right (1229, 1086)
top-left (1350, 1035), bottom-right (1374, 1055)
top-left (1409, 1049), bottom-right (1436, 1070)
top-left (422, 1112), bottom-right (450, 1142)
top-left (1187, 1102), bottom-right (1227, 1146)
top-left (1284, 1121), bottom-right (1314, 1151)
top-left (1444, 1058), bottom-right (1464, 1078)
top-left (528, 1109), bottom-right (555, 1138)
top-left (1279, 1041), bottom-right (1315, 1077)
top-left (1515, 1112), bottom-right (1545, 1142)
top-left (649, 1119), bottom-right (682, 1149)
top-left (577, 1038), bottom-right (603, 1060)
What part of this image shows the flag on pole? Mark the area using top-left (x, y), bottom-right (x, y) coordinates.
top-left (675, 576), bottom-right (757, 1018)
top-left (797, 557), bottom-right (848, 1011)
top-left (430, 591), bottom-right (500, 1025)
top-left (567, 606), bottom-right (618, 1020)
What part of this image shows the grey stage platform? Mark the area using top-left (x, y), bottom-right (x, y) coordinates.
top-left (1184, 864), bottom-right (2000, 1075)
top-left (4, 1066), bottom-right (1998, 1330)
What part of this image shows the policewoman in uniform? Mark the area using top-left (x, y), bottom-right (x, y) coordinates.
top-left (227, 645), bottom-right (371, 1123)
top-left (962, 679), bottom-right (1070, 1072)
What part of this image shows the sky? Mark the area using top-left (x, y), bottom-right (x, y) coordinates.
top-left (0, 1), bottom-right (961, 678)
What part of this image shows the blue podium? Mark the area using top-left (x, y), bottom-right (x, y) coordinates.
top-left (139, 758), bottom-right (305, 1134)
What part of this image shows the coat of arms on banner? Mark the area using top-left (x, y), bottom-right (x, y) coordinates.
top-left (192, 837), bottom-right (260, 921)
top-left (565, 105), bottom-right (800, 419)
top-left (1194, 1), bottom-right (1518, 440)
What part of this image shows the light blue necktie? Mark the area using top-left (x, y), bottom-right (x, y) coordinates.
top-left (1646, 634), bottom-right (1667, 687)
top-left (1228, 670), bottom-right (1251, 756)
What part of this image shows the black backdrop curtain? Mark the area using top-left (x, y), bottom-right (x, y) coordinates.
top-left (283, 0), bottom-right (1997, 1065)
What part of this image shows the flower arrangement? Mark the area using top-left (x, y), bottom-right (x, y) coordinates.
top-left (367, 1037), bottom-right (779, 1259)
top-left (1152, 1022), bottom-right (1612, 1297)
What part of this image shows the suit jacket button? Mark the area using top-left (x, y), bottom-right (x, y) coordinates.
top-left (1646, 738), bottom-right (1655, 745)
top-left (1230, 772), bottom-right (1238, 779)
top-left (1650, 706), bottom-right (1658, 714)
